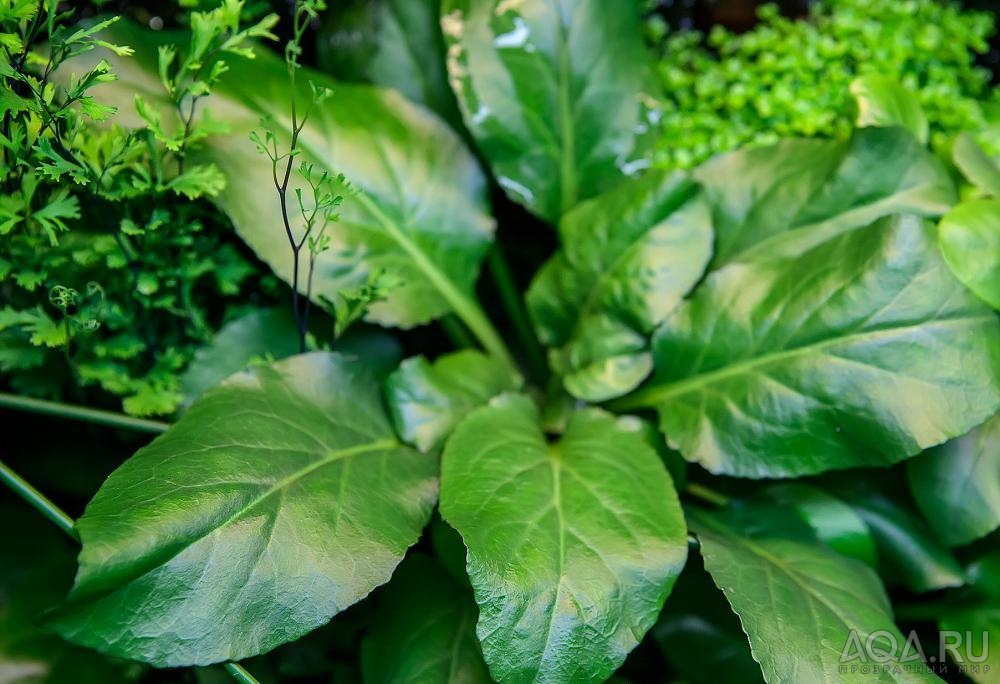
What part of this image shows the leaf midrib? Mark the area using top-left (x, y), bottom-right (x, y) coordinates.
top-left (620, 315), bottom-right (994, 409)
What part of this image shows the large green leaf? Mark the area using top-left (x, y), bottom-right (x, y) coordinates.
top-left (695, 126), bottom-right (955, 267)
top-left (385, 349), bottom-right (522, 452)
top-left (908, 414), bottom-right (1000, 547)
top-left (88, 22), bottom-right (496, 331)
top-left (50, 353), bottom-right (438, 666)
top-left (440, 394), bottom-right (687, 683)
top-left (441, 0), bottom-right (654, 222)
top-left (937, 199), bottom-right (1000, 310)
top-left (526, 170), bottom-right (712, 401)
top-left (849, 75), bottom-right (928, 145)
top-left (618, 215), bottom-right (1000, 478)
top-left (316, 0), bottom-right (462, 127)
top-left (361, 555), bottom-right (491, 684)
top-left (690, 506), bottom-right (940, 683)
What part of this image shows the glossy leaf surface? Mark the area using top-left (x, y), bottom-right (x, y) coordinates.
top-left (51, 353), bottom-right (438, 666)
top-left (526, 171), bottom-right (712, 401)
top-left (441, 0), bottom-right (654, 222)
top-left (695, 126), bottom-right (955, 267)
top-left (850, 75), bottom-right (928, 144)
top-left (908, 414), bottom-right (1000, 547)
top-left (361, 555), bottom-right (490, 684)
top-left (90, 22), bottom-right (496, 330)
top-left (440, 394), bottom-right (687, 683)
top-left (690, 507), bottom-right (940, 683)
top-left (937, 199), bottom-right (1000, 310)
top-left (385, 349), bottom-right (522, 451)
top-left (623, 216), bottom-right (1000, 478)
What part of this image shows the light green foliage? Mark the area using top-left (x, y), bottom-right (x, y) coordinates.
top-left (648, 0), bottom-right (999, 169)
top-left (0, 1), bottom-right (280, 416)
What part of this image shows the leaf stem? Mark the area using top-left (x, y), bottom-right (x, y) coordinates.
top-left (440, 314), bottom-right (475, 349)
top-left (685, 482), bottom-right (730, 507)
top-left (0, 458), bottom-right (258, 683)
top-left (223, 662), bottom-right (262, 684)
top-left (0, 459), bottom-right (78, 541)
top-left (0, 392), bottom-right (169, 434)
top-left (352, 192), bottom-right (517, 370)
top-left (487, 245), bottom-right (548, 381)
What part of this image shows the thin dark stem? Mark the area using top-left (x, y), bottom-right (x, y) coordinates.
top-left (0, 392), bottom-right (169, 434)
top-left (0, 459), bottom-right (78, 540)
top-left (0, 459), bottom-right (257, 683)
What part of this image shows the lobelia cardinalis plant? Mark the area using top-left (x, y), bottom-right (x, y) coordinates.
top-left (1, 1), bottom-right (999, 682)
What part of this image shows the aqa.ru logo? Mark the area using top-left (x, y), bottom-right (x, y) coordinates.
top-left (839, 630), bottom-right (991, 677)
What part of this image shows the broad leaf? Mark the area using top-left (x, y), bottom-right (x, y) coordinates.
top-left (695, 126), bottom-right (955, 267)
top-left (619, 215), bottom-right (1000, 478)
top-left (526, 170), bottom-right (712, 401)
top-left (385, 349), bottom-right (522, 452)
top-left (441, 0), bottom-right (654, 222)
top-left (937, 199), bottom-right (1000, 310)
top-left (908, 414), bottom-right (1000, 547)
top-left (316, 0), bottom-right (462, 127)
top-left (690, 506), bottom-right (940, 683)
top-left (952, 133), bottom-right (1000, 197)
top-left (361, 555), bottom-right (491, 684)
top-left (826, 483), bottom-right (967, 593)
top-left (764, 484), bottom-right (878, 566)
top-left (50, 353), bottom-right (438, 666)
top-left (440, 394), bottom-right (687, 683)
top-left (87, 22), bottom-right (496, 329)
top-left (850, 75), bottom-right (928, 144)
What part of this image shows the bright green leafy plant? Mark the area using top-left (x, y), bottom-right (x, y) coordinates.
top-left (647, 0), bottom-right (1000, 169)
top-left (2, 1), bottom-right (999, 683)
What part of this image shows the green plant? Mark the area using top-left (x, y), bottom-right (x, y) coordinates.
top-left (0, 0), bottom-right (280, 416)
top-left (2, 1), bottom-right (999, 683)
top-left (647, 0), bottom-right (1000, 170)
